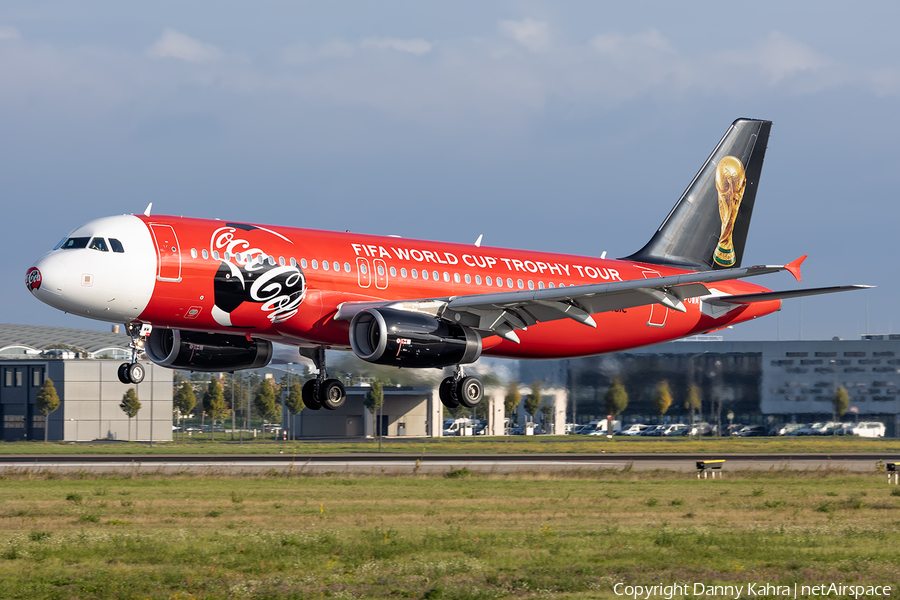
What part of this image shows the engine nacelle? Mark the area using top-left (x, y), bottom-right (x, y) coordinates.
top-left (145, 329), bottom-right (274, 372)
top-left (349, 307), bottom-right (482, 368)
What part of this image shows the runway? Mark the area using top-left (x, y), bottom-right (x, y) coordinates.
top-left (0, 453), bottom-right (893, 475)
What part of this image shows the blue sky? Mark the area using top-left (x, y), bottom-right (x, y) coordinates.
top-left (2, 1), bottom-right (897, 341)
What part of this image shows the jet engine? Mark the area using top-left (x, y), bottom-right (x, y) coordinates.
top-left (349, 307), bottom-right (481, 368)
top-left (145, 329), bottom-right (273, 372)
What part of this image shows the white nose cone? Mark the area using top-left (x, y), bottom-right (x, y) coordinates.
top-left (26, 215), bottom-right (157, 323)
top-left (26, 254), bottom-right (68, 307)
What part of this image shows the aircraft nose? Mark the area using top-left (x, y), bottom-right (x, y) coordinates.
top-left (26, 254), bottom-right (67, 299)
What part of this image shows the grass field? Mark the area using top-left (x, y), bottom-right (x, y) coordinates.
top-left (1, 435), bottom-right (900, 456)
top-left (1, 468), bottom-right (899, 599)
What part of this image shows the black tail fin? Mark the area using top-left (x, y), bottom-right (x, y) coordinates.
top-left (625, 118), bottom-right (771, 271)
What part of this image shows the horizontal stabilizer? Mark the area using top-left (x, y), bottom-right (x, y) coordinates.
top-left (712, 285), bottom-right (873, 305)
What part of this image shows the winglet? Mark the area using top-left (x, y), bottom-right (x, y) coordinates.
top-left (784, 255), bottom-right (807, 282)
top-left (143, 203), bottom-right (153, 217)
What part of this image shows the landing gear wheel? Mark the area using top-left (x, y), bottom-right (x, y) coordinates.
top-left (439, 377), bottom-right (460, 409)
top-left (318, 379), bottom-right (346, 410)
top-left (456, 376), bottom-right (483, 408)
top-left (302, 380), bottom-right (322, 410)
top-left (127, 363), bottom-right (145, 385)
top-left (117, 363), bottom-right (131, 384)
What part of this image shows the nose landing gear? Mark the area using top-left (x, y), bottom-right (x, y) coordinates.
top-left (117, 323), bottom-right (151, 385)
top-left (439, 366), bottom-right (483, 409)
top-left (299, 347), bottom-right (346, 411)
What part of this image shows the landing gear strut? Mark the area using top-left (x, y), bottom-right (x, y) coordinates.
top-left (439, 366), bottom-right (483, 409)
top-left (118, 323), bottom-right (151, 385)
top-left (299, 347), bottom-right (346, 411)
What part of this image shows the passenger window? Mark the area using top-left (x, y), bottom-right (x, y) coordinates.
top-left (507, 278), bottom-right (513, 287)
top-left (465, 274), bottom-right (471, 284)
top-left (412, 269), bottom-right (418, 279)
top-left (300, 258), bottom-right (306, 268)
top-left (344, 262), bottom-right (351, 273)
top-left (213, 251), bottom-right (220, 260)
top-left (486, 276), bottom-right (492, 286)
top-left (390, 267), bottom-right (397, 277)
top-left (453, 273), bottom-right (460, 283)
top-left (89, 238), bottom-right (109, 252)
top-left (61, 237), bottom-right (90, 249)
top-left (528, 280), bottom-right (534, 290)
top-left (377, 265), bottom-right (385, 276)
top-left (475, 275), bottom-right (481, 285)
top-left (538, 281), bottom-right (545, 289)
top-left (322, 260), bottom-right (329, 271)
top-left (333, 261), bottom-right (340, 271)
top-left (312, 259), bottom-right (319, 269)
top-left (279, 257), bottom-right (285, 266)
top-left (422, 270), bottom-right (428, 281)
top-left (190, 248), bottom-right (198, 259)
top-left (433, 270), bottom-right (439, 280)
top-left (202, 249), bottom-right (209, 260)
top-left (109, 238), bottom-right (125, 253)
top-left (401, 268), bottom-right (407, 278)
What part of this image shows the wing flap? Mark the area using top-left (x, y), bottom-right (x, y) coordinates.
top-left (710, 285), bottom-right (873, 305)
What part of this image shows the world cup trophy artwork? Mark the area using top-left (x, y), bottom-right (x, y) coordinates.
top-left (713, 155), bottom-right (747, 267)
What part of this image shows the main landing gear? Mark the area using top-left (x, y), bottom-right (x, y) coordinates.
top-left (117, 323), bottom-right (152, 385)
top-left (439, 366), bottom-right (484, 409)
top-left (299, 347), bottom-right (346, 411)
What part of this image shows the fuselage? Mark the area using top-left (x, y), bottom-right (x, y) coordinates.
top-left (27, 213), bottom-right (781, 359)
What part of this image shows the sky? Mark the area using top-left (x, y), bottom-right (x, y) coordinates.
top-left (1, 1), bottom-right (898, 344)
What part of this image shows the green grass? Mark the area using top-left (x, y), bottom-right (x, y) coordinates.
top-left (0, 470), bottom-right (899, 598)
top-left (1, 435), bottom-right (899, 455)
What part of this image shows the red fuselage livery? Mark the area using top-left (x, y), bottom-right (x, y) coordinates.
top-left (135, 214), bottom-right (778, 357)
top-left (27, 119), bottom-right (866, 410)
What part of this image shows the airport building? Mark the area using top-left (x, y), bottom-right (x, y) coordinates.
top-left (521, 335), bottom-right (900, 436)
top-left (0, 324), bottom-right (172, 442)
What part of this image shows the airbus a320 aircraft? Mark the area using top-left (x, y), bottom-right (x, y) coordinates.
top-left (26, 119), bottom-right (868, 412)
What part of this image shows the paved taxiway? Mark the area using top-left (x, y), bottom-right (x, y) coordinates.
top-left (0, 453), bottom-right (893, 475)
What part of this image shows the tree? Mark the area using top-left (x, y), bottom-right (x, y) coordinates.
top-left (364, 379), bottom-right (384, 439)
top-left (253, 378), bottom-right (280, 434)
top-left (203, 376), bottom-right (229, 441)
top-left (604, 379), bottom-right (628, 436)
top-left (832, 386), bottom-right (849, 434)
top-left (684, 384), bottom-right (701, 429)
top-left (523, 380), bottom-right (543, 422)
top-left (504, 382), bottom-right (521, 420)
top-left (285, 382), bottom-right (304, 441)
top-left (173, 379), bottom-right (196, 442)
top-left (652, 380), bottom-right (672, 424)
top-left (120, 388), bottom-right (142, 441)
top-left (36, 378), bottom-right (60, 442)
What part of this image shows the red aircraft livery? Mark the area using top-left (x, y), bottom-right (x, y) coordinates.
top-left (26, 119), bottom-right (868, 412)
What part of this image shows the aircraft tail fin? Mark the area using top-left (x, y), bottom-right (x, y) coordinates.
top-left (625, 118), bottom-right (772, 271)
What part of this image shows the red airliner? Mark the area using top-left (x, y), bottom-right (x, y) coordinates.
top-left (26, 119), bottom-right (867, 412)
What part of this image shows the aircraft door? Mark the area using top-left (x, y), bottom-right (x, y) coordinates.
top-left (641, 269), bottom-right (667, 328)
top-left (374, 259), bottom-right (388, 290)
top-left (149, 224), bottom-right (182, 282)
top-left (356, 258), bottom-right (371, 288)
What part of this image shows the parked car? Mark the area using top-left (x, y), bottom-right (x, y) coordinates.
top-left (640, 425), bottom-right (667, 436)
top-left (662, 424), bottom-right (689, 436)
top-left (791, 422), bottom-right (824, 436)
top-left (734, 425), bottom-right (767, 437)
top-left (853, 421), bottom-right (886, 438)
top-left (618, 424), bottom-right (649, 436)
top-left (774, 423), bottom-right (805, 436)
top-left (689, 422), bottom-right (713, 436)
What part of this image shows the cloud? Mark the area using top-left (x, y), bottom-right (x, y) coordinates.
top-left (745, 31), bottom-right (830, 84)
top-left (360, 38), bottom-right (433, 55)
top-left (499, 18), bottom-right (550, 52)
top-left (0, 25), bottom-right (21, 41)
top-left (146, 29), bottom-right (223, 63)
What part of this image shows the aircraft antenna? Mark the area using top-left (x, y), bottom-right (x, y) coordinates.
top-left (143, 203), bottom-right (153, 217)
top-left (474, 234), bottom-right (483, 247)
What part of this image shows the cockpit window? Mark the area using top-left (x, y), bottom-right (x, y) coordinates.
top-left (89, 237), bottom-right (109, 252)
top-left (60, 237), bottom-right (90, 249)
top-left (109, 238), bottom-right (125, 253)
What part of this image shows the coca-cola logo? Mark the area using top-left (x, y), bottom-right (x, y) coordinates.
top-left (25, 267), bottom-right (41, 292)
top-left (209, 225), bottom-right (305, 326)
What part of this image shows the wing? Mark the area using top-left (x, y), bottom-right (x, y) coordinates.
top-left (333, 256), bottom-right (870, 343)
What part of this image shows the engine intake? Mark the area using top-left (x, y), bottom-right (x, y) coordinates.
top-left (349, 307), bottom-right (481, 368)
top-left (145, 329), bottom-right (273, 372)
